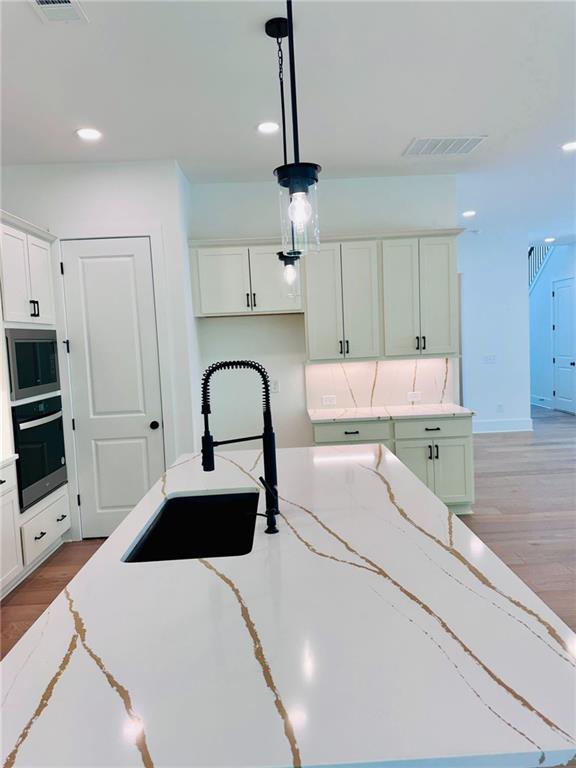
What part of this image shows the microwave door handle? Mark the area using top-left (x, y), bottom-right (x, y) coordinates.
top-left (18, 411), bottom-right (63, 431)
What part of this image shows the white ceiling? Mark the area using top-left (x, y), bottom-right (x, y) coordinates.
top-left (1, 0), bottom-right (575, 183)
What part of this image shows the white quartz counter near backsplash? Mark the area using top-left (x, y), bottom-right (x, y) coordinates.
top-left (308, 403), bottom-right (473, 423)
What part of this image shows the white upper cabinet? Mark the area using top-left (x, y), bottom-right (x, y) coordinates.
top-left (194, 246), bottom-right (302, 316)
top-left (382, 239), bottom-right (420, 356)
top-left (419, 238), bottom-right (458, 355)
top-left (196, 247), bottom-right (252, 315)
top-left (248, 246), bottom-right (302, 314)
top-left (0, 224), bottom-right (55, 324)
top-left (382, 236), bottom-right (458, 357)
top-left (305, 243), bottom-right (344, 360)
top-left (340, 241), bottom-right (380, 359)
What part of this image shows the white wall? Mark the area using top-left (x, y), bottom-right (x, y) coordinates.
top-left (1, 160), bottom-right (199, 465)
top-left (191, 174), bottom-right (458, 446)
top-left (530, 245), bottom-right (576, 407)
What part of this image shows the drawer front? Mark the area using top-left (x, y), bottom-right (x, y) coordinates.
top-left (0, 463), bottom-right (17, 496)
top-left (21, 493), bottom-right (69, 565)
top-left (314, 420), bottom-right (392, 444)
top-left (394, 417), bottom-right (472, 440)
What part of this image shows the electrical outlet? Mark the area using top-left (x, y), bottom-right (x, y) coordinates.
top-left (321, 395), bottom-right (337, 406)
top-left (407, 391), bottom-right (422, 403)
top-left (483, 354), bottom-right (497, 365)
top-left (270, 380), bottom-right (280, 394)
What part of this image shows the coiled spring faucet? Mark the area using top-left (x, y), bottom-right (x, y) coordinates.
top-left (201, 361), bottom-right (279, 534)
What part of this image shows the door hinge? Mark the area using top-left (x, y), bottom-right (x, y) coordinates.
top-left (71, 418), bottom-right (76, 431)
top-left (63, 339), bottom-right (70, 353)
top-left (60, 262), bottom-right (64, 275)
top-left (553, 390), bottom-right (556, 397)
top-left (552, 290), bottom-right (555, 297)
top-left (553, 357), bottom-right (556, 364)
top-left (552, 324), bottom-right (555, 331)
top-left (77, 494), bottom-right (81, 507)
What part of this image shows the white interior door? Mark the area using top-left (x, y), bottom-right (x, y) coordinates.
top-left (341, 241), bottom-right (380, 359)
top-left (196, 247), bottom-right (252, 314)
top-left (28, 235), bottom-right (56, 324)
top-left (304, 243), bottom-right (345, 360)
top-left (381, 239), bottom-right (421, 356)
top-left (248, 246), bottom-right (302, 313)
top-left (419, 238), bottom-right (459, 355)
top-left (61, 237), bottom-right (165, 537)
top-left (553, 277), bottom-right (575, 414)
top-left (0, 224), bottom-right (32, 323)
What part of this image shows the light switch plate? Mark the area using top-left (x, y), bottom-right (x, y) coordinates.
top-left (407, 391), bottom-right (422, 403)
top-left (270, 380), bottom-right (280, 394)
top-left (321, 395), bottom-right (337, 406)
top-left (483, 354), bottom-right (497, 365)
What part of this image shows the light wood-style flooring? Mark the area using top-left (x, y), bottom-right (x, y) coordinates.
top-left (1, 406), bottom-right (574, 659)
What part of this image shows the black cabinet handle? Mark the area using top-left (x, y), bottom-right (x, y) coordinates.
top-left (422, 335), bottom-right (427, 351)
top-left (435, 444), bottom-right (439, 460)
top-left (416, 336), bottom-right (420, 350)
top-left (345, 340), bottom-right (350, 354)
top-left (34, 531), bottom-right (47, 541)
top-left (252, 293), bottom-right (257, 307)
top-left (344, 430), bottom-right (360, 435)
top-left (428, 445), bottom-right (433, 460)
top-left (56, 515), bottom-right (67, 522)
top-left (339, 340), bottom-right (343, 355)
top-left (425, 427), bottom-right (441, 432)
top-left (30, 299), bottom-right (38, 317)
top-left (246, 293), bottom-right (250, 308)
top-left (0, 479), bottom-right (6, 485)
top-left (149, 420), bottom-right (160, 430)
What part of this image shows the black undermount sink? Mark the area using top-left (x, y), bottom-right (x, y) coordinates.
top-left (123, 490), bottom-right (260, 563)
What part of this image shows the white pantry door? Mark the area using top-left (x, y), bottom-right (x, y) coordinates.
top-left (61, 238), bottom-right (165, 537)
top-left (553, 277), bottom-right (575, 414)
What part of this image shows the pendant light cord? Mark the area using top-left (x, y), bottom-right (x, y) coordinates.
top-left (276, 37), bottom-right (288, 166)
top-left (286, 0), bottom-right (300, 163)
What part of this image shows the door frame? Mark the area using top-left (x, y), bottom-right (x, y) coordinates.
top-left (53, 222), bottom-right (183, 540)
top-left (552, 276), bottom-right (575, 414)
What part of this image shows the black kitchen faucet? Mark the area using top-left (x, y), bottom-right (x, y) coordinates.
top-left (200, 361), bottom-right (279, 534)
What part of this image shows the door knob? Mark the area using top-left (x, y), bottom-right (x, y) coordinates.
top-left (149, 420), bottom-right (160, 430)
top-left (571, 362), bottom-right (575, 367)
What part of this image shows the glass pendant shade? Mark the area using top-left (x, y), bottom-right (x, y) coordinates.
top-left (275, 162), bottom-right (321, 258)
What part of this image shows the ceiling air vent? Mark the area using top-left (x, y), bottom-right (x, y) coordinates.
top-left (403, 136), bottom-right (486, 157)
top-left (30, 0), bottom-right (88, 23)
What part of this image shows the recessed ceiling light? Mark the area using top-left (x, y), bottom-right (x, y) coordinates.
top-left (76, 127), bottom-right (102, 141)
top-left (561, 141), bottom-right (576, 152)
top-left (462, 210), bottom-right (476, 218)
top-left (257, 121), bottom-right (279, 135)
top-left (544, 237), bottom-right (556, 243)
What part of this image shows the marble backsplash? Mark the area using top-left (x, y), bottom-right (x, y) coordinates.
top-left (305, 357), bottom-right (459, 409)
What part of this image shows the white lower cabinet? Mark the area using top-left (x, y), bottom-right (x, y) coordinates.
top-left (0, 489), bottom-right (24, 591)
top-left (313, 419), bottom-right (392, 445)
top-left (21, 489), bottom-right (70, 566)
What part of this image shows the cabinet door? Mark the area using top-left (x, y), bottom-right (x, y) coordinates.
top-left (433, 437), bottom-right (474, 504)
top-left (382, 239), bottom-right (421, 356)
top-left (341, 241), bottom-right (380, 359)
top-left (196, 247), bottom-right (251, 315)
top-left (0, 490), bottom-right (23, 592)
top-left (28, 236), bottom-right (56, 324)
top-left (248, 246), bottom-right (302, 313)
top-left (0, 225), bottom-right (32, 322)
top-left (395, 439), bottom-right (435, 491)
top-left (419, 238), bottom-right (458, 355)
top-left (304, 244), bottom-right (345, 361)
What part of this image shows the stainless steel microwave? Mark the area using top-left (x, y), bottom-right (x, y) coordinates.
top-left (5, 328), bottom-right (60, 401)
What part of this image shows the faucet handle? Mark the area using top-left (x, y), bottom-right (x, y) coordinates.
top-left (259, 475), bottom-right (278, 501)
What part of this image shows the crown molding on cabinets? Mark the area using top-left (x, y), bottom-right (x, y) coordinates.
top-left (1, 209), bottom-right (58, 243)
top-left (188, 228), bottom-right (464, 248)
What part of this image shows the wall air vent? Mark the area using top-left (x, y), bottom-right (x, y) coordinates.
top-left (30, 0), bottom-right (88, 23)
top-left (403, 136), bottom-right (486, 157)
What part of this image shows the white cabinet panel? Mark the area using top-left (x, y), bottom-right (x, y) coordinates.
top-left (341, 241), bottom-right (380, 359)
top-left (305, 244), bottom-right (344, 361)
top-left (28, 236), bottom-right (56, 324)
top-left (0, 225), bottom-right (32, 323)
top-left (433, 438), bottom-right (474, 504)
top-left (382, 239), bottom-right (421, 356)
top-left (419, 238), bottom-right (458, 355)
top-left (0, 490), bottom-right (23, 590)
top-left (197, 247), bottom-right (252, 315)
top-left (395, 439), bottom-right (435, 491)
top-left (248, 246), bottom-right (302, 313)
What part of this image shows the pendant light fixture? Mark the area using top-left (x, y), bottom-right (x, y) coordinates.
top-left (265, 1), bottom-right (321, 286)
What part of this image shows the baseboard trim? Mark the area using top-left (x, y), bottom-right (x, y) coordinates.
top-left (473, 418), bottom-right (534, 434)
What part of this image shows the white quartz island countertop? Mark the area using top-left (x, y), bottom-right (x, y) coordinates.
top-left (308, 403), bottom-right (473, 423)
top-left (1, 445), bottom-right (575, 768)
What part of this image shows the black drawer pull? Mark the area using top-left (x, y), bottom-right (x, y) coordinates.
top-left (344, 430), bottom-right (360, 435)
top-left (56, 515), bottom-right (67, 522)
top-left (34, 531), bottom-right (47, 541)
top-left (425, 427), bottom-right (441, 431)
top-left (0, 479), bottom-right (6, 485)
